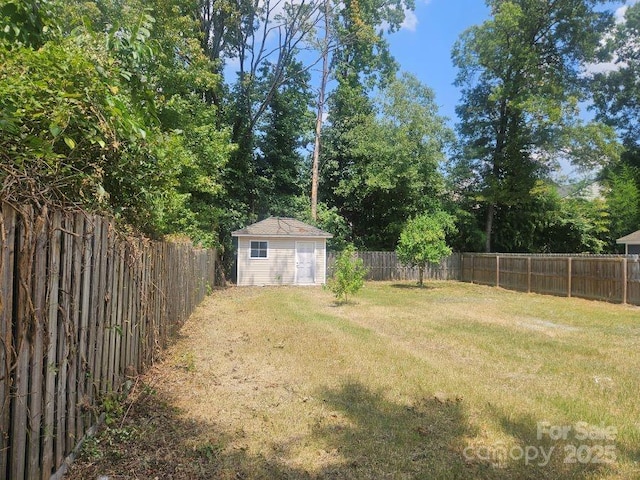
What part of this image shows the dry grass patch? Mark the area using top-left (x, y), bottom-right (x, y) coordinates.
top-left (67, 282), bottom-right (640, 479)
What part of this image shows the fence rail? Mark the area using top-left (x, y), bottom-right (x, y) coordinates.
top-left (327, 251), bottom-right (461, 281)
top-left (327, 250), bottom-right (640, 306)
top-left (0, 203), bottom-right (216, 480)
top-left (460, 253), bottom-right (640, 305)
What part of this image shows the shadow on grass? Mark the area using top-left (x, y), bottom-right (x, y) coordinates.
top-left (488, 407), bottom-right (619, 479)
top-left (390, 283), bottom-right (437, 290)
top-left (310, 382), bottom-right (475, 478)
top-left (66, 381), bottom-right (624, 480)
top-left (330, 299), bottom-right (359, 307)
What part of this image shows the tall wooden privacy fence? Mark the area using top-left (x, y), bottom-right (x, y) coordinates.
top-left (327, 251), bottom-right (461, 281)
top-left (0, 203), bottom-right (217, 480)
top-left (460, 253), bottom-right (640, 305)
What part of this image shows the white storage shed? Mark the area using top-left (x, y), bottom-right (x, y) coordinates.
top-left (232, 217), bottom-right (333, 286)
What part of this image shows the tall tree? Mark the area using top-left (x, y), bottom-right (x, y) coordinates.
top-left (310, 0), bottom-right (413, 221)
top-left (452, 0), bottom-right (612, 252)
top-left (310, 0), bottom-right (331, 220)
top-left (219, 0), bottom-right (323, 220)
top-left (255, 59), bottom-right (314, 217)
top-left (324, 73), bottom-right (451, 249)
top-left (593, 2), bottom-right (640, 149)
top-left (591, 2), bottom-right (640, 248)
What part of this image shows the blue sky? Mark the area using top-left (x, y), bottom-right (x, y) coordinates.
top-left (385, 0), bottom-right (632, 128)
top-left (386, 0), bottom-right (489, 124)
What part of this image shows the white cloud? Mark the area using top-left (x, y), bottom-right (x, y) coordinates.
top-left (615, 5), bottom-right (628, 24)
top-left (584, 60), bottom-right (624, 75)
top-left (401, 9), bottom-right (418, 32)
top-left (399, 0), bottom-right (431, 31)
top-left (583, 2), bottom-right (637, 75)
top-left (616, 0), bottom-right (640, 23)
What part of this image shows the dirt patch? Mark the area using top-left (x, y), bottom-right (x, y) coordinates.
top-left (515, 317), bottom-right (581, 334)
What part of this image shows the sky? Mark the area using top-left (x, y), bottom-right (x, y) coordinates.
top-left (385, 0), bottom-right (633, 128)
top-left (385, 0), bottom-right (489, 124)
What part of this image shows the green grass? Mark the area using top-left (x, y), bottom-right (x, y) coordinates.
top-left (69, 281), bottom-right (640, 479)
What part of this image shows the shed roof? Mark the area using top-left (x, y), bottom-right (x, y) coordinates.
top-left (231, 217), bottom-right (333, 238)
top-left (617, 230), bottom-right (640, 244)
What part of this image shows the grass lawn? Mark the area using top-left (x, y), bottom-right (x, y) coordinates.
top-left (67, 281), bottom-right (640, 479)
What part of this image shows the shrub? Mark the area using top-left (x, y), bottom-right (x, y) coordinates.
top-left (327, 244), bottom-right (367, 303)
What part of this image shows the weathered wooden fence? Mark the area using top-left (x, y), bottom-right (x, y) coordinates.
top-left (327, 250), bottom-right (640, 305)
top-left (327, 251), bottom-right (461, 281)
top-left (0, 203), bottom-right (217, 480)
top-left (460, 253), bottom-right (640, 305)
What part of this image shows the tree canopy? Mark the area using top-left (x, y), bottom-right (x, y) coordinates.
top-left (396, 211), bottom-right (456, 286)
top-left (452, 0), bottom-right (615, 252)
top-left (2, 0), bottom-right (638, 259)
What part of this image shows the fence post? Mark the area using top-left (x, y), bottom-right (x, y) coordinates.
top-left (622, 257), bottom-right (628, 304)
top-left (471, 254), bottom-right (475, 284)
top-left (567, 257), bottom-right (572, 298)
top-left (527, 256), bottom-right (531, 293)
top-left (496, 255), bottom-right (500, 288)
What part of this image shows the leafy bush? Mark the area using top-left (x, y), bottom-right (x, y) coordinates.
top-left (0, 8), bottom-right (232, 246)
top-left (327, 244), bottom-right (367, 303)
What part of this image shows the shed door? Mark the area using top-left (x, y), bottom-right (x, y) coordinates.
top-left (296, 242), bottom-right (316, 284)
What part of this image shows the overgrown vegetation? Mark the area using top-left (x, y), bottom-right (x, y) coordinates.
top-left (3, 0), bottom-right (639, 258)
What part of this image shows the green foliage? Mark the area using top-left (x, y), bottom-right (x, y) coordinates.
top-left (491, 182), bottom-right (609, 254)
top-left (593, 1), bottom-right (640, 148)
top-left (0, 0), bottom-right (58, 49)
top-left (323, 73), bottom-right (451, 249)
top-left (331, 0), bottom-right (412, 89)
top-left (1, 0), bottom-right (233, 247)
top-left (327, 245), bottom-right (367, 303)
top-left (396, 212), bottom-right (456, 286)
top-left (0, 36), bottom-right (167, 221)
top-left (314, 203), bottom-right (352, 251)
top-left (603, 165), bottom-right (640, 252)
top-left (297, 200), bottom-right (352, 251)
top-left (452, 0), bottom-right (613, 251)
top-left (101, 392), bottom-right (125, 426)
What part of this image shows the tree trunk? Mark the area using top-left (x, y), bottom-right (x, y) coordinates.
top-left (485, 94), bottom-right (510, 254)
top-left (311, 0), bottom-right (330, 221)
top-left (418, 266), bottom-right (424, 286)
top-left (485, 203), bottom-right (495, 253)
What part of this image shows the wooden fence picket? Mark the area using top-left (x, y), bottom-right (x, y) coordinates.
top-left (11, 206), bottom-right (34, 480)
top-left (28, 209), bottom-right (48, 479)
top-left (0, 203), bottom-right (217, 480)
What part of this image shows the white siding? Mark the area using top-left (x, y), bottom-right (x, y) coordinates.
top-left (316, 240), bottom-right (327, 284)
top-left (236, 236), bottom-right (328, 286)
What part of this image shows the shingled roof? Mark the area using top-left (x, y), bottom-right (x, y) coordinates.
top-left (231, 217), bottom-right (333, 238)
top-left (617, 230), bottom-right (640, 244)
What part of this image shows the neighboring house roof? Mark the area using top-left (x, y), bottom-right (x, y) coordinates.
top-left (557, 180), bottom-right (603, 201)
top-left (617, 230), bottom-right (640, 244)
top-left (231, 217), bottom-right (333, 238)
